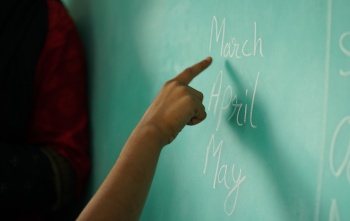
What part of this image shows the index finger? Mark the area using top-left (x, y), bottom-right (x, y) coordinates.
top-left (175, 57), bottom-right (212, 85)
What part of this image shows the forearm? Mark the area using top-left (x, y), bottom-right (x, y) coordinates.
top-left (78, 124), bottom-right (165, 221)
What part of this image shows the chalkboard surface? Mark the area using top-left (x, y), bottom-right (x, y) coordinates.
top-left (63, 0), bottom-right (350, 220)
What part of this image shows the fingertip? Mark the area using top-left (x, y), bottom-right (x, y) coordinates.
top-left (205, 56), bottom-right (213, 63)
top-left (198, 56), bottom-right (212, 72)
top-left (202, 56), bottom-right (213, 69)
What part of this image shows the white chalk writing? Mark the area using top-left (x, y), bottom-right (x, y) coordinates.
top-left (209, 16), bottom-right (263, 59)
top-left (202, 15), bottom-right (264, 217)
top-left (203, 134), bottom-right (246, 215)
top-left (324, 28), bottom-right (350, 220)
top-left (329, 116), bottom-right (350, 182)
top-left (329, 199), bottom-right (340, 221)
top-left (339, 32), bottom-right (350, 76)
top-left (208, 70), bottom-right (260, 131)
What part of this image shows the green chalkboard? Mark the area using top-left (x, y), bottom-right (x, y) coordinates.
top-left (63, 0), bottom-right (350, 220)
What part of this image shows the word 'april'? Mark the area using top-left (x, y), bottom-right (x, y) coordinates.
top-left (209, 16), bottom-right (263, 59)
top-left (208, 70), bottom-right (260, 130)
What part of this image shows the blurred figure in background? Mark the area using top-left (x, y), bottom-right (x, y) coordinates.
top-left (0, 0), bottom-right (90, 220)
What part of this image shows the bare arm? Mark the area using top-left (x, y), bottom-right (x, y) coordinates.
top-left (77, 57), bottom-right (212, 221)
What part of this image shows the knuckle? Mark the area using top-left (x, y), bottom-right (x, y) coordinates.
top-left (200, 108), bottom-right (207, 118)
top-left (198, 91), bottom-right (204, 100)
top-left (163, 79), bottom-right (179, 88)
top-left (202, 111), bottom-right (207, 120)
top-left (179, 85), bottom-right (189, 93)
top-left (184, 67), bottom-right (194, 75)
top-left (183, 93), bottom-right (196, 104)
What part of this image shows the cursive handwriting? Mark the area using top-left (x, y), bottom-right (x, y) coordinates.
top-left (329, 116), bottom-right (350, 183)
top-left (208, 70), bottom-right (260, 131)
top-left (329, 199), bottom-right (340, 221)
top-left (203, 134), bottom-right (246, 215)
top-left (324, 28), bottom-right (350, 221)
top-left (209, 16), bottom-right (264, 59)
top-left (203, 15), bottom-right (264, 217)
top-left (339, 31), bottom-right (350, 76)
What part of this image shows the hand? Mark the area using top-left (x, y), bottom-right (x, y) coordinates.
top-left (138, 57), bottom-right (213, 145)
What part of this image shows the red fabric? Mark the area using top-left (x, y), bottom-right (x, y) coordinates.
top-left (29, 0), bottom-right (90, 197)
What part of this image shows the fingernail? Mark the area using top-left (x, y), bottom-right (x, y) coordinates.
top-left (205, 56), bottom-right (212, 62)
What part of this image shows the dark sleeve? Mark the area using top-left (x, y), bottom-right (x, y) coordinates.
top-left (0, 0), bottom-right (89, 217)
top-left (0, 145), bottom-right (76, 213)
top-left (29, 0), bottom-right (90, 199)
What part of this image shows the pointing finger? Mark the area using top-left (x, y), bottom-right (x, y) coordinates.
top-left (175, 57), bottom-right (212, 85)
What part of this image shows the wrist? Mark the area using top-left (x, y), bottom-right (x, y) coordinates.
top-left (131, 122), bottom-right (169, 151)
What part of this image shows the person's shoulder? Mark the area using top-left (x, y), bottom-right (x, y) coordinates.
top-left (46, 0), bottom-right (71, 18)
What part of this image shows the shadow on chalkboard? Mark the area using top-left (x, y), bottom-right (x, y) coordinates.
top-left (224, 61), bottom-right (314, 219)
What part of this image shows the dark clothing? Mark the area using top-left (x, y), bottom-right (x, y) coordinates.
top-left (0, 0), bottom-right (47, 143)
top-left (0, 0), bottom-right (90, 219)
